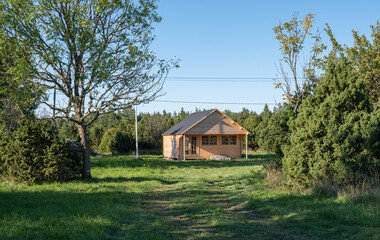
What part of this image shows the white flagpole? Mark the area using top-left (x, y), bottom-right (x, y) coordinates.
top-left (135, 104), bottom-right (139, 159)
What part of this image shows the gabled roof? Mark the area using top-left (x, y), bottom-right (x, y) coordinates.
top-left (162, 109), bottom-right (215, 135)
top-left (162, 109), bottom-right (249, 135)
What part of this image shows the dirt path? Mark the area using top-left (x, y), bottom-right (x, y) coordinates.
top-left (143, 175), bottom-right (310, 240)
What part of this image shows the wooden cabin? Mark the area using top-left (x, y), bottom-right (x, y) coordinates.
top-left (162, 109), bottom-right (250, 160)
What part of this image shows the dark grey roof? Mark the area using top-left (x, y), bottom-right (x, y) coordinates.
top-left (162, 109), bottom-right (215, 135)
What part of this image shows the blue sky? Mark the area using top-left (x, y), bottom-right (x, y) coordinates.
top-left (138, 0), bottom-right (380, 114)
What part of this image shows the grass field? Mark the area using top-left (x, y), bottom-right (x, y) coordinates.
top-left (0, 153), bottom-right (379, 239)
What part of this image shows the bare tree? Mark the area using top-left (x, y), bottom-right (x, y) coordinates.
top-left (2, 0), bottom-right (178, 177)
top-left (273, 13), bottom-right (325, 113)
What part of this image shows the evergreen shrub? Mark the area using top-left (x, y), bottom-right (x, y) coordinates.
top-left (257, 105), bottom-right (292, 157)
top-left (283, 59), bottom-right (380, 186)
top-left (98, 128), bottom-right (133, 154)
top-left (0, 119), bottom-right (82, 184)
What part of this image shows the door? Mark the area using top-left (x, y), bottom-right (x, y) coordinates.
top-left (172, 137), bottom-right (177, 158)
top-left (190, 136), bottom-right (197, 155)
top-left (185, 136), bottom-right (197, 155)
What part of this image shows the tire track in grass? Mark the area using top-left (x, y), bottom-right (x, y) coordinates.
top-left (142, 164), bottom-right (311, 240)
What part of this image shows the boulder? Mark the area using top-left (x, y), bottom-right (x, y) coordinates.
top-left (65, 139), bottom-right (82, 156)
top-left (210, 155), bottom-right (231, 160)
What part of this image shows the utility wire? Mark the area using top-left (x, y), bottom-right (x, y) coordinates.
top-left (166, 76), bottom-right (307, 80)
top-left (165, 79), bottom-right (273, 82)
top-left (155, 100), bottom-right (277, 105)
top-left (54, 93), bottom-right (278, 105)
top-left (51, 95), bottom-right (277, 106)
top-left (166, 77), bottom-right (277, 79)
top-left (165, 76), bottom-right (275, 82)
top-left (164, 76), bottom-right (308, 82)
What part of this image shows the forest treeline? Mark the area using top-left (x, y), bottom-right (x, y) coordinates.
top-left (54, 105), bottom-right (278, 155)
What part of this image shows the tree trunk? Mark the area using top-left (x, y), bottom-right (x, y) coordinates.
top-left (77, 122), bottom-right (91, 178)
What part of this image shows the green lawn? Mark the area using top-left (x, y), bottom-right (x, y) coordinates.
top-left (0, 153), bottom-right (379, 239)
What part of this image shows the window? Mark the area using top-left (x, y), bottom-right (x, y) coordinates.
top-left (202, 136), bottom-right (217, 145)
top-left (222, 136), bottom-right (237, 145)
top-left (209, 136), bottom-right (217, 145)
top-left (202, 136), bottom-right (209, 145)
top-left (229, 136), bottom-right (236, 145)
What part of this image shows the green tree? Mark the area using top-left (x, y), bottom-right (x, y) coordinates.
top-left (257, 104), bottom-right (291, 156)
top-left (260, 104), bottom-right (271, 118)
top-left (283, 58), bottom-right (380, 186)
top-left (88, 123), bottom-right (104, 150)
top-left (98, 127), bottom-right (133, 154)
top-left (0, 31), bottom-right (41, 132)
top-left (325, 22), bottom-right (380, 105)
top-left (56, 118), bottom-right (80, 142)
top-left (98, 128), bottom-right (118, 154)
top-left (111, 131), bottom-right (134, 155)
top-left (139, 112), bottom-right (172, 150)
top-left (2, 0), bottom-right (178, 177)
top-left (241, 112), bottom-right (262, 150)
top-left (173, 108), bottom-right (189, 125)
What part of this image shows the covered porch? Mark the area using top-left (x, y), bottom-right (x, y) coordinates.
top-left (178, 134), bottom-right (248, 160)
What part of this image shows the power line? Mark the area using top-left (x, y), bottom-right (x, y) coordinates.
top-left (155, 100), bottom-right (277, 105)
top-left (53, 93), bottom-right (277, 105)
top-left (166, 79), bottom-right (273, 82)
top-left (166, 76), bottom-right (307, 80)
top-left (164, 76), bottom-right (310, 83)
top-left (51, 96), bottom-right (277, 106)
top-left (165, 76), bottom-right (276, 82)
top-left (166, 77), bottom-right (276, 79)
top-left (49, 77), bottom-right (282, 84)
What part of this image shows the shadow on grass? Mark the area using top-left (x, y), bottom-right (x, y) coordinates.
top-left (141, 187), bottom-right (298, 239)
top-left (0, 187), bottom-right (270, 239)
top-left (92, 156), bottom-right (271, 170)
top-left (1, 179), bottom-right (378, 239)
top-left (141, 183), bottom-right (357, 239)
top-left (90, 176), bottom-right (179, 185)
top-left (3, 152), bottom-right (374, 239)
top-left (0, 190), bottom-right (163, 239)
top-left (140, 184), bottom-right (380, 239)
top-left (246, 191), bottom-right (380, 239)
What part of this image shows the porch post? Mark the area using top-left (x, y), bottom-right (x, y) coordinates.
top-left (245, 134), bottom-right (248, 159)
top-left (183, 134), bottom-right (186, 160)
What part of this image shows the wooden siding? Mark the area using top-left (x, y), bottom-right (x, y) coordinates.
top-left (185, 111), bottom-right (246, 135)
top-left (163, 135), bottom-right (180, 159)
top-left (196, 135), bottom-right (243, 159)
top-left (165, 134), bottom-right (244, 160)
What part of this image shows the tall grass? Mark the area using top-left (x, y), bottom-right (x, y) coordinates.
top-left (247, 157), bottom-right (380, 239)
